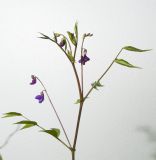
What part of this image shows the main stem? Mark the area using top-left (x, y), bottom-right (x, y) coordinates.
top-left (71, 48), bottom-right (124, 160)
top-left (71, 150), bottom-right (75, 160)
top-left (72, 36), bottom-right (86, 159)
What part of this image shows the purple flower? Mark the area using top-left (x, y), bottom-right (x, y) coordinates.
top-left (59, 38), bottom-right (66, 47)
top-left (30, 75), bottom-right (37, 85)
top-left (78, 49), bottom-right (90, 65)
top-left (35, 92), bottom-right (44, 103)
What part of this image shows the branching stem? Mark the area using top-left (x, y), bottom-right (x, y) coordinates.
top-left (35, 77), bottom-right (72, 148)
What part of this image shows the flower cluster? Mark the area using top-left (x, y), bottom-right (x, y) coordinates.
top-left (30, 75), bottom-right (44, 103)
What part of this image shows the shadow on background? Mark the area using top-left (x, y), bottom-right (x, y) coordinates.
top-left (137, 125), bottom-right (156, 159)
top-left (0, 125), bottom-right (21, 160)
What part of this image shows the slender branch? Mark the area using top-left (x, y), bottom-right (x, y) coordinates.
top-left (22, 115), bottom-right (71, 150)
top-left (35, 77), bottom-right (72, 148)
top-left (45, 37), bottom-right (72, 64)
top-left (49, 37), bottom-right (81, 97)
top-left (84, 48), bottom-right (123, 101)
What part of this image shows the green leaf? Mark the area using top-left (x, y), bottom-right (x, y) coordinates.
top-left (14, 120), bottom-right (37, 130)
top-left (91, 81), bottom-right (103, 90)
top-left (67, 31), bottom-right (77, 46)
top-left (53, 33), bottom-right (61, 43)
top-left (74, 22), bottom-right (78, 40)
top-left (54, 33), bottom-right (61, 37)
top-left (38, 32), bottom-right (50, 39)
top-left (21, 124), bottom-right (37, 130)
top-left (123, 46), bottom-right (151, 52)
top-left (115, 59), bottom-right (141, 68)
top-left (42, 128), bottom-right (60, 138)
top-left (84, 33), bottom-right (93, 37)
top-left (67, 50), bottom-right (75, 63)
top-left (74, 98), bottom-right (86, 104)
top-left (75, 99), bottom-right (81, 104)
top-left (2, 112), bottom-right (22, 118)
top-left (14, 120), bottom-right (37, 125)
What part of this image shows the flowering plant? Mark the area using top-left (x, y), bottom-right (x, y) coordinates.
top-left (2, 23), bottom-right (151, 160)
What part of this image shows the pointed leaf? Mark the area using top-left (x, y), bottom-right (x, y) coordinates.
top-left (74, 98), bottom-right (85, 104)
top-left (54, 33), bottom-right (61, 37)
top-left (123, 46), bottom-right (151, 52)
top-left (38, 32), bottom-right (50, 39)
top-left (53, 33), bottom-right (61, 42)
top-left (14, 120), bottom-right (37, 130)
top-left (21, 124), bottom-right (37, 130)
top-left (84, 33), bottom-right (93, 37)
top-left (42, 128), bottom-right (60, 138)
top-left (75, 99), bottom-right (81, 104)
top-left (2, 112), bottom-right (22, 118)
top-left (74, 22), bottom-right (78, 40)
top-left (91, 81), bottom-right (103, 90)
top-left (67, 50), bottom-right (75, 63)
top-left (67, 31), bottom-right (77, 46)
top-left (115, 59), bottom-right (141, 68)
top-left (14, 120), bottom-right (37, 125)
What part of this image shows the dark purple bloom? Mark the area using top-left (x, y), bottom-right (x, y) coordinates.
top-left (78, 49), bottom-right (90, 65)
top-left (30, 75), bottom-right (37, 85)
top-left (59, 38), bottom-right (66, 47)
top-left (35, 92), bottom-right (44, 103)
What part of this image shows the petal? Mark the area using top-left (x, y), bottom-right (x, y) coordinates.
top-left (35, 95), bottom-right (42, 100)
top-left (30, 75), bottom-right (37, 85)
top-left (30, 79), bottom-right (36, 85)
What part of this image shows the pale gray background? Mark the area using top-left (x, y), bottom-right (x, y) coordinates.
top-left (0, 0), bottom-right (156, 160)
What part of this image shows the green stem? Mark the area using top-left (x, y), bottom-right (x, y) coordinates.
top-left (84, 48), bottom-right (123, 101)
top-left (22, 115), bottom-right (71, 150)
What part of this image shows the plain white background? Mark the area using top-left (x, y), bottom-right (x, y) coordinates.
top-left (0, 0), bottom-right (156, 160)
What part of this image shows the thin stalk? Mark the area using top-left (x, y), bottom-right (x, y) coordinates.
top-left (35, 77), bottom-right (72, 148)
top-left (50, 38), bottom-right (82, 98)
top-left (84, 48), bottom-right (123, 101)
top-left (80, 35), bottom-right (85, 95)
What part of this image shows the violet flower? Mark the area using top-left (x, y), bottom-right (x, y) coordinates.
top-left (30, 75), bottom-right (37, 85)
top-left (59, 38), bottom-right (66, 47)
top-left (78, 49), bottom-right (90, 65)
top-left (35, 92), bottom-right (44, 103)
